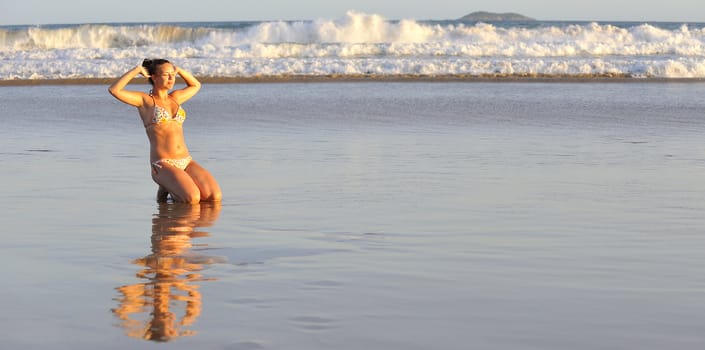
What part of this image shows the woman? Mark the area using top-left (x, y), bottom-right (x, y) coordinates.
top-left (109, 59), bottom-right (221, 203)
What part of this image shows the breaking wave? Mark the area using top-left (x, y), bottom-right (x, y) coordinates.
top-left (3, 11), bottom-right (705, 79)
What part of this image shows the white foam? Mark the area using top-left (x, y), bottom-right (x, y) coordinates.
top-left (3, 11), bottom-right (705, 79)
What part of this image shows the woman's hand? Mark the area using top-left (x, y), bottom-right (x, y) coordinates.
top-left (138, 65), bottom-right (150, 78)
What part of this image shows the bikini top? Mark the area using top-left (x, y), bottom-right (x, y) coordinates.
top-left (146, 95), bottom-right (186, 128)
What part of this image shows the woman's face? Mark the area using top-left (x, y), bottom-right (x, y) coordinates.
top-left (152, 63), bottom-right (176, 90)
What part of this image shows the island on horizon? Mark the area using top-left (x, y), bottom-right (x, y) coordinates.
top-left (458, 11), bottom-right (536, 21)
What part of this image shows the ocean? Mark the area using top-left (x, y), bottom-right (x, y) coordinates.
top-left (3, 11), bottom-right (705, 80)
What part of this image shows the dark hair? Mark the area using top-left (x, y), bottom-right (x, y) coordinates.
top-left (142, 58), bottom-right (172, 85)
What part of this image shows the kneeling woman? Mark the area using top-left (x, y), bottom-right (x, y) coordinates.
top-left (109, 59), bottom-right (222, 203)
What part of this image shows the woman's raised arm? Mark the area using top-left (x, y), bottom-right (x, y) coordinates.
top-left (108, 65), bottom-right (149, 107)
top-left (170, 66), bottom-right (201, 104)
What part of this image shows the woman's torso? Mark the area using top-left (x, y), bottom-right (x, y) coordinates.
top-left (139, 94), bottom-right (190, 161)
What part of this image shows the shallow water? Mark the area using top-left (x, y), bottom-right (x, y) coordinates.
top-left (1, 82), bottom-right (704, 349)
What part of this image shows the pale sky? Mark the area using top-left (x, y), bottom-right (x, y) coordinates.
top-left (1, 0), bottom-right (703, 25)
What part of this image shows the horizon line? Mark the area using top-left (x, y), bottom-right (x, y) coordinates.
top-left (2, 17), bottom-right (704, 27)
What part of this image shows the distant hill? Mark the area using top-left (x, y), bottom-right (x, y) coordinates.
top-left (459, 11), bottom-right (535, 21)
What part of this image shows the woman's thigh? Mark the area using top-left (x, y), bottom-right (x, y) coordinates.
top-left (185, 161), bottom-right (222, 201)
top-left (152, 165), bottom-right (201, 203)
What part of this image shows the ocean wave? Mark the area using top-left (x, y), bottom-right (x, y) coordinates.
top-left (2, 11), bottom-right (705, 79)
top-left (0, 24), bottom-right (212, 50)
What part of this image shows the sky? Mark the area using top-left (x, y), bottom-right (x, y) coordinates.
top-left (1, 0), bottom-right (703, 25)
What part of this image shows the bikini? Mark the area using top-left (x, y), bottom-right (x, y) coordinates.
top-left (146, 95), bottom-right (192, 171)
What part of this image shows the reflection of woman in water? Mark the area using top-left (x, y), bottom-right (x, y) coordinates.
top-left (112, 202), bottom-right (222, 342)
top-left (108, 59), bottom-right (221, 203)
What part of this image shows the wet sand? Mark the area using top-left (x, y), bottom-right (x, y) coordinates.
top-left (1, 81), bottom-right (704, 349)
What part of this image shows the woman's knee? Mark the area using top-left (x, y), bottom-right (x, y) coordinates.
top-left (197, 187), bottom-right (221, 202)
top-left (195, 177), bottom-right (222, 201)
top-left (208, 189), bottom-right (223, 202)
top-left (179, 192), bottom-right (200, 204)
top-left (203, 181), bottom-right (222, 201)
top-left (169, 186), bottom-right (201, 203)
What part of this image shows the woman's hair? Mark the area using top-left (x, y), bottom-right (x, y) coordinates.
top-left (142, 58), bottom-right (172, 85)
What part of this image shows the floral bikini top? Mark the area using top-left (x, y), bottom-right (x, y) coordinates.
top-left (146, 95), bottom-right (186, 128)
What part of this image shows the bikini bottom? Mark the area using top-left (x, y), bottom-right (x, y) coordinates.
top-left (152, 156), bottom-right (192, 171)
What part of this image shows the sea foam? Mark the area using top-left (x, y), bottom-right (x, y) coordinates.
top-left (2, 11), bottom-right (705, 79)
